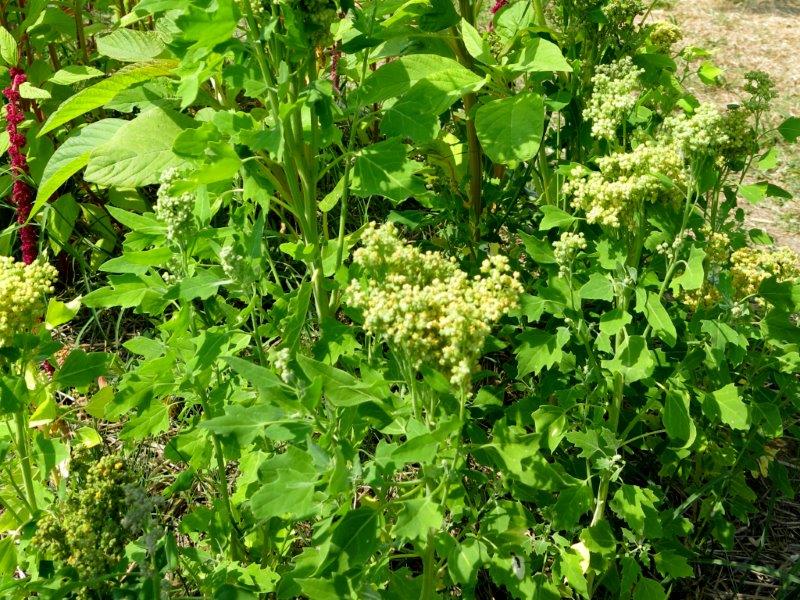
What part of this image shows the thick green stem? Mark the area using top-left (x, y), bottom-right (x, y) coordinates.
top-left (420, 529), bottom-right (437, 600)
top-left (14, 410), bottom-right (37, 513)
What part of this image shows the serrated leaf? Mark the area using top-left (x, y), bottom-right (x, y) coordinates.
top-left (249, 447), bottom-right (317, 521)
top-left (45, 297), bottom-right (82, 330)
top-left (580, 273), bottom-right (613, 301)
top-left (515, 327), bottom-right (570, 377)
top-left (85, 106), bottom-right (190, 187)
top-left (475, 93), bottom-right (545, 164)
top-left (778, 116), bottom-right (800, 143)
top-left (709, 383), bottom-right (749, 430)
top-left (671, 245), bottom-right (705, 292)
top-left (56, 350), bottom-right (109, 388)
top-left (602, 335), bottom-right (654, 382)
top-left (351, 138), bottom-right (427, 204)
top-left (96, 28), bottom-right (165, 62)
top-left (296, 355), bottom-right (385, 406)
top-left (391, 497), bottom-right (443, 542)
top-left (33, 119), bottom-right (127, 216)
top-left (39, 59), bottom-right (178, 135)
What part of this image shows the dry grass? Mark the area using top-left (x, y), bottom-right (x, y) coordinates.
top-left (652, 0), bottom-right (800, 251)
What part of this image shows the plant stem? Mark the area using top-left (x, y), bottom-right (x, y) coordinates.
top-left (420, 529), bottom-right (437, 600)
top-left (14, 409), bottom-right (37, 513)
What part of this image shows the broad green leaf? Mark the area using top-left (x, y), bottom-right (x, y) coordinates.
top-left (602, 336), bottom-right (654, 382)
top-left (708, 383), bottom-right (749, 430)
top-left (329, 508), bottom-right (381, 569)
top-left (515, 327), bottom-right (570, 377)
top-left (697, 61), bottom-right (723, 85)
top-left (580, 273), bottom-right (613, 301)
top-left (579, 521), bottom-right (616, 558)
top-left (778, 116), bottom-right (800, 143)
top-left (249, 447), bottom-right (317, 521)
top-left (56, 350), bottom-right (109, 388)
top-left (739, 181), bottom-right (792, 204)
top-left (552, 485), bottom-right (593, 530)
top-left (512, 38), bottom-right (572, 73)
top-left (39, 59), bottom-right (178, 135)
top-left (356, 54), bottom-right (483, 105)
top-left (34, 119), bottom-right (127, 216)
top-left (654, 550), bottom-right (693, 579)
top-left (351, 138), bottom-right (427, 204)
top-left (99, 247), bottom-right (172, 274)
top-left (633, 578), bottom-right (666, 600)
top-left (641, 291), bottom-right (676, 346)
top-left (461, 19), bottom-right (493, 64)
top-left (18, 83), bottom-right (50, 99)
top-left (475, 93), bottom-right (545, 164)
top-left (45, 297), bottom-right (82, 330)
top-left (380, 82), bottom-right (446, 143)
top-left (0, 26), bottom-right (17, 66)
top-left (96, 28), bottom-right (165, 62)
top-left (610, 484), bottom-right (661, 538)
top-left (539, 205), bottom-right (576, 230)
top-left (0, 534), bottom-right (17, 577)
top-left (84, 106), bottom-right (191, 187)
top-left (296, 355), bottom-right (386, 407)
top-left (663, 389), bottom-right (695, 444)
top-left (171, 271), bottom-right (225, 301)
top-left (391, 497), bottom-right (443, 542)
top-left (200, 404), bottom-right (309, 446)
top-left (49, 65), bottom-right (105, 85)
top-left (671, 245), bottom-right (705, 292)
top-left (119, 401), bottom-right (170, 440)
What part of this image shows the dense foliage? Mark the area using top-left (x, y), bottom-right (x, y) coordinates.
top-left (1, 0), bottom-right (799, 597)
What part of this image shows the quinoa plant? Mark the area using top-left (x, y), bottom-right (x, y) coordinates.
top-left (1, 0), bottom-right (799, 597)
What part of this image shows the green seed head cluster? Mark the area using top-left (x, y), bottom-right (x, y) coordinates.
top-left (0, 256), bottom-right (57, 347)
top-left (553, 231), bottom-right (586, 276)
top-left (663, 103), bottom-right (729, 156)
top-left (718, 106), bottom-right (757, 170)
top-left (743, 70), bottom-right (777, 113)
top-left (289, 0), bottom-right (337, 46)
top-left (601, 0), bottom-right (644, 27)
top-left (649, 21), bottom-right (682, 53)
top-left (156, 167), bottom-right (195, 245)
top-left (701, 226), bottom-right (731, 265)
top-left (33, 455), bottom-right (150, 586)
top-left (583, 57), bottom-right (643, 140)
top-left (731, 246), bottom-right (800, 299)
top-left (564, 141), bottom-right (685, 227)
top-left (346, 223), bottom-right (522, 389)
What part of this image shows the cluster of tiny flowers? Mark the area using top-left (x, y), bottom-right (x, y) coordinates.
top-left (564, 141), bottom-right (685, 227)
top-left (718, 106), bottom-right (757, 170)
top-left (553, 231), bottom-right (586, 276)
top-left (701, 226), bottom-right (731, 265)
top-left (155, 167), bottom-right (195, 244)
top-left (0, 256), bottom-right (57, 346)
top-left (33, 455), bottom-right (140, 589)
top-left (655, 231), bottom-right (688, 262)
top-left (3, 67), bottom-right (37, 264)
top-left (730, 246), bottom-right (800, 299)
top-left (346, 223), bottom-right (522, 389)
top-left (663, 103), bottom-right (729, 157)
top-left (742, 70), bottom-right (777, 113)
top-left (583, 57), bottom-right (643, 140)
top-left (649, 21), bottom-right (682, 53)
top-left (271, 347), bottom-right (294, 384)
top-left (290, 0), bottom-right (337, 46)
top-left (601, 0), bottom-right (644, 27)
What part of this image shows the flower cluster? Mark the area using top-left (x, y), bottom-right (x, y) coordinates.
top-left (0, 256), bottom-right (57, 346)
top-left (564, 141), bottom-right (685, 227)
top-left (33, 455), bottom-right (146, 587)
top-left (742, 70), bottom-right (777, 113)
top-left (583, 57), bottom-right (643, 140)
top-left (730, 246), bottom-right (800, 299)
top-left (663, 103), bottom-right (729, 157)
top-left (553, 231), bottom-right (586, 276)
top-left (346, 223), bottom-right (522, 389)
top-left (719, 106), bottom-right (757, 170)
top-left (3, 67), bottom-right (37, 264)
top-left (649, 21), bottom-right (682, 53)
top-left (156, 167), bottom-right (195, 244)
top-left (601, 0), bottom-right (644, 27)
top-left (700, 226), bottom-right (731, 265)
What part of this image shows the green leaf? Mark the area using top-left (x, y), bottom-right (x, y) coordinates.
top-left (34, 119), bottom-right (127, 216)
top-left (515, 327), bottom-right (570, 377)
top-left (171, 271), bottom-right (225, 301)
top-left (200, 404), bottom-right (309, 446)
top-left (708, 383), bottom-right (749, 430)
top-left (654, 550), bottom-right (693, 579)
top-left (641, 291), bottom-right (677, 346)
top-left (39, 59), bottom-right (178, 136)
top-left (580, 273), bottom-right (613, 301)
top-left (633, 578), bottom-right (666, 600)
top-left (18, 82), bottom-right (50, 99)
top-left (539, 205), bottom-right (576, 230)
top-left (96, 28), bottom-right (165, 62)
top-left (512, 37), bottom-right (572, 73)
top-left (56, 350), bottom-right (109, 388)
top-left (45, 297), bottom-right (82, 330)
top-left (475, 93), bottom-right (545, 164)
top-left (84, 106), bottom-right (190, 187)
top-left (663, 389), bottom-right (695, 444)
top-left (610, 484), bottom-right (661, 537)
top-left (671, 245), bottom-right (705, 292)
top-left (739, 181), bottom-right (793, 204)
top-left (602, 336), bottom-right (654, 382)
top-left (579, 521), bottom-right (616, 558)
top-left (99, 247), bottom-right (172, 274)
top-left (697, 61), bottom-right (723, 85)
top-left (460, 19), bottom-right (493, 64)
top-left (356, 54), bottom-right (483, 105)
top-left (120, 400), bottom-right (169, 440)
top-left (551, 485), bottom-right (593, 530)
top-left (49, 65), bottom-right (105, 85)
top-left (329, 507), bottom-right (381, 569)
top-left (249, 447), bottom-right (317, 521)
top-left (0, 26), bottom-right (17, 66)
top-left (296, 355), bottom-right (385, 407)
top-left (351, 138), bottom-right (427, 204)
top-left (391, 497), bottom-right (443, 542)
top-left (0, 534), bottom-right (17, 577)
top-left (778, 116), bottom-right (800, 143)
